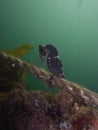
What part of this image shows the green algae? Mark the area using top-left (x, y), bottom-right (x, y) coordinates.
top-left (3, 44), bottom-right (33, 58)
top-left (0, 43), bottom-right (33, 97)
top-left (0, 53), bottom-right (25, 97)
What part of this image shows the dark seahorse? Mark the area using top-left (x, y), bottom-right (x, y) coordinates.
top-left (39, 44), bottom-right (65, 80)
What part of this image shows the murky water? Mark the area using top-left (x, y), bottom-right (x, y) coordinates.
top-left (0, 0), bottom-right (98, 92)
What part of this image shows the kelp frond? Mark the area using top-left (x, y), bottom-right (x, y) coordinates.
top-left (3, 44), bottom-right (33, 58)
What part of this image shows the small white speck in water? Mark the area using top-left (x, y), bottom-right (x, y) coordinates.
top-left (35, 99), bottom-right (39, 107)
top-left (11, 63), bottom-right (15, 67)
top-left (49, 125), bottom-right (53, 129)
top-left (59, 121), bottom-right (68, 129)
top-left (68, 86), bottom-right (73, 91)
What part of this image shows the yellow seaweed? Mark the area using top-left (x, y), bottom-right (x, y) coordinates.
top-left (3, 44), bottom-right (33, 58)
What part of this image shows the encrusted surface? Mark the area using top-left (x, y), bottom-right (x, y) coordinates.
top-left (0, 52), bottom-right (98, 130)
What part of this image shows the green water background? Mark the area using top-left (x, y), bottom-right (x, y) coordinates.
top-left (0, 0), bottom-right (98, 92)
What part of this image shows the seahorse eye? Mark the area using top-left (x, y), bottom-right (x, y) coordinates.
top-left (39, 45), bottom-right (46, 56)
top-left (39, 45), bottom-right (48, 65)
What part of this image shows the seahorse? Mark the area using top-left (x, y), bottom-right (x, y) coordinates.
top-left (39, 44), bottom-right (65, 79)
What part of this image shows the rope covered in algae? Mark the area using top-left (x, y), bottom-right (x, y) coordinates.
top-left (1, 52), bottom-right (98, 108)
